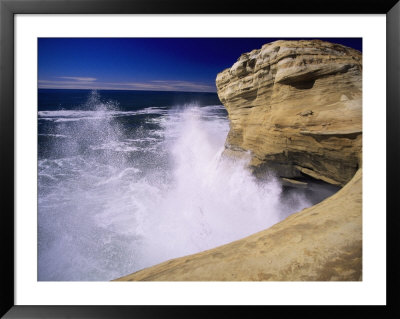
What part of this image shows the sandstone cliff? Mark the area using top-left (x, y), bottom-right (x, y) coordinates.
top-left (114, 40), bottom-right (362, 281)
top-left (216, 40), bottom-right (362, 186)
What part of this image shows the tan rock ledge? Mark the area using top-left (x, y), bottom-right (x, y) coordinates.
top-left (114, 169), bottom-right (362, 281)
top-left (281, 177), bottom-right (308, 188)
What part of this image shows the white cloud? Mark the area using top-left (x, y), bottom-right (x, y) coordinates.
top-left (57, 76), bottom-right (97, 82)
top-left (125, 80), bottom-right (215, 92)
top-left (38, 78), bottom-right (216, 92)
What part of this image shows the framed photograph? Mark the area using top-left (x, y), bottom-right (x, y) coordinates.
top-left (1, 0), bottom-right (398, 317)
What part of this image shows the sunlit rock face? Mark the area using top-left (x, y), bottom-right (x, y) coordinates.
top-left (216, 40), bottom-right (362, 186)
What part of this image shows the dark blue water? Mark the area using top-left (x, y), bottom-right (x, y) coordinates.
top-left (38, 89), bottom-right (314, 281)
top-left (38, 89), bottom-right (223, 159)
top-left (38, 89), bottom-right (221, 111)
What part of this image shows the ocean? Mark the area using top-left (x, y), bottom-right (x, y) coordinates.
top-left (38, 89), bottom-right (335, 281)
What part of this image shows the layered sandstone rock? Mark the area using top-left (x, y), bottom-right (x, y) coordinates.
top-left (216, 40), bottom-right (362, 186)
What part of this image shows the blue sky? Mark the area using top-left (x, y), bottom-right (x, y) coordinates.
top-left (38, 38), bottom-right (362, 92)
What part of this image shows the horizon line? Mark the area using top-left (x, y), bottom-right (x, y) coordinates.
top-left (37, 87), bottom-right (218, 94)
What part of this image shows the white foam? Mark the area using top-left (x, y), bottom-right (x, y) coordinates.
top-left (38, 107), bottom-right (169, 122)
top-left (38, 133), bottom-right (70, 138)
top-left (90, 141), bottom-right (140, 152)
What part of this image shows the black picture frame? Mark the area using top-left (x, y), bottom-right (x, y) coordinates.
top-left (1, 0), bottom-right (399, 318)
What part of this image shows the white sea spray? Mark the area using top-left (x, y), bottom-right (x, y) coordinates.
top-left (38, 93), bottom-right (314, 281)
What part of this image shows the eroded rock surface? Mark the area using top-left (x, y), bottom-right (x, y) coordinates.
top-left (216, 40), bottom-right (362, 186)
